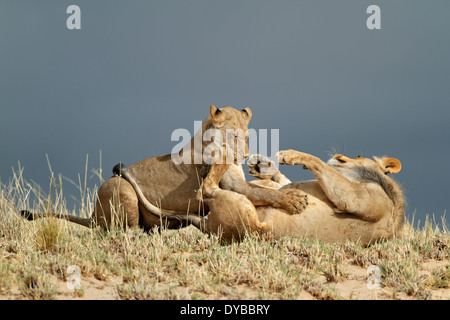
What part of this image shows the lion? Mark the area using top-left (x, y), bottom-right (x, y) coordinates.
top-left (198, 150), bottom-right (405, 246)
top-left (20, 106), bottom-right (307, 231)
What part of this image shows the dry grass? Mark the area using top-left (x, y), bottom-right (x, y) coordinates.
top-left (0, 163), bottom-right (448, 300)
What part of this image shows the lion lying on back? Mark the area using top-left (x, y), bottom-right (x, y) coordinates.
top-left (199, 150), bottom-right (405, 246)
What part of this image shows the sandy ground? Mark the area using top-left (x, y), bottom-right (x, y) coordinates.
top-left (1, 259), bottom-right (447, 300)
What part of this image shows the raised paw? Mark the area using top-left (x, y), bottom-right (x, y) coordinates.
top-left (279, 189), bottom-right (309, 215)
top-left (276, 150), bottom-right (309, 166)
top-left (247, 154), bottom-right (279, 180)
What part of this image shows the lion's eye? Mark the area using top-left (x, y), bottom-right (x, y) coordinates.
top-left (337, 158), bottom-right (346, 163)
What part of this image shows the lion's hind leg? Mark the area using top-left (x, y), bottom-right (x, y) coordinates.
top-left (199, 163), bottom-right (269, 243)
top-left (203, 189), bottom-right (269, 243)
top-left (93, 176), bottom-right (140, 230)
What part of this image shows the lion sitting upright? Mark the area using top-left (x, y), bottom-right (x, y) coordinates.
top-left (199, 150), bottom-right (405, 245)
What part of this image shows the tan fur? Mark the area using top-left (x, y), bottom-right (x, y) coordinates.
top-left (201, 150), bottom-right (405, 245)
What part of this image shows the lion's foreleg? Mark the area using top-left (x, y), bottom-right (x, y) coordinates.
top-left (277, 150), bottom-right (383, 220)
top-left (199, 163), bottom-right (232, 199)
top-left (277, 150), bottom-right (358, 209)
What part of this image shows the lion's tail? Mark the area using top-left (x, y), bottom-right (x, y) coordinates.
top-left (19, 210), bottom-right (92, 228)
top-left (112, 163), bottom-right (204, 230)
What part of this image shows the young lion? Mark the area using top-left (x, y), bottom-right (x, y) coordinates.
top-left (199, 150), bottom-right (405, 245)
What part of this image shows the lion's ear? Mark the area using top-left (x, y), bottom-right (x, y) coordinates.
top-left (379, 157), bottom-right (402, 174)
top-left (210, 105), bottom-right (225, 126)
top-left (241, 107), bottom-right (252, 122)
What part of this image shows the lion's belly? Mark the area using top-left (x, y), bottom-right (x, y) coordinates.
top-left (257, 195), bottom-right (376, 245)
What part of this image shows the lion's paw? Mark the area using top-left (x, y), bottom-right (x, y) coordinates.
top-left (276, 150), bottom-right (308, 166)
top-left (247, 154), bottom-right (279, 180)
top-left (278, 189), bottom-right (309, 215)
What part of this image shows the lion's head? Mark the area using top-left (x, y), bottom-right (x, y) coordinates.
top-left (327, 154), bottom-right (401, 177)
top-left (204, 105), bottom-right (252, 164)
top-left (327, 154), bottom-right (403, 215)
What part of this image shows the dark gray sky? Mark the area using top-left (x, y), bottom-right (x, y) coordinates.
top-left (1, 1), bottom-right (449, 228)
